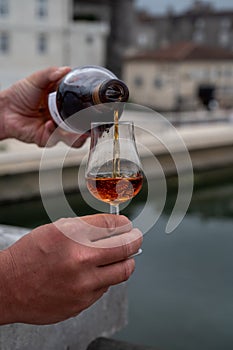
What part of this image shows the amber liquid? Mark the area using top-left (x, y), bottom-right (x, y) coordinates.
top-left (113, 109), bottom-right (120, 177)
top-left (86, 174), bottom-right (143, 205)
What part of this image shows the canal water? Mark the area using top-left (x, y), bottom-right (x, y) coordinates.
top-left (0, 167), bottom-right (233, 350)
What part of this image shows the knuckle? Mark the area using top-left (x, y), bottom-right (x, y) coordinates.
top-left (102, 214), bottom-right (116, 233)
top-left (76, 247), bottom-right (94, 266)
top-left (121, 259), bottom-right (135, 281)
top-left (120, 229), bottom-right (143, 258)
top-left (120, 236), bottom-right (132, 258)
top-left (76, 251), bottom-right (89, 266)
top-left (121, 242), bottom-right (129, 258)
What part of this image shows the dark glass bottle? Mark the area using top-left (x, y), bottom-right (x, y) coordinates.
top-left (48, 65), bottom-right (129, 134)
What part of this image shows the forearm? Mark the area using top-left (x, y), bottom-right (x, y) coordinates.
top-left (0, 90), bottom-right (8, 140)
top-left (0, 249), bottom-right (17, 325)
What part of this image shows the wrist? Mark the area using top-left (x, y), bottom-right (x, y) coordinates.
top-left (0, 90), bottom-right (8, 140)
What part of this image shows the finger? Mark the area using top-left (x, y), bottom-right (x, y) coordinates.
top-left (93, 228), bottom-right (143, 266)
top-left (44, 121), bottom-right (87, 148)
top-left (43, 117), bottom-right (89, 148)
top-left (79, 214), bottom-right (133, 242)
top-left (70, 134), bottom-right (88, 148)
top-left (94, 227), bottom-right (142, 249)
top-left (45, 120), bottom-right (56, 134)
top-left (43, 120), bottom-right (61, 147)
top-left (57, 130), bottom-right (89, 148)
top-left (34, 120), bottom-right (58, 148)
top-left (27, 66), bottom-right (71, 90)
top-left (95, 258), bottom-right (135, 289)
top-left (53, 215), bottom-right (133, 247)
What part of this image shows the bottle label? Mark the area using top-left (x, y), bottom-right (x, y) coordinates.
top-left (48, 92), bottom-right (74, 133)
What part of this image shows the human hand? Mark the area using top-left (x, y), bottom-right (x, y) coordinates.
top-left (0, 214), bottom-right (142, 325)
top-left (0, 66), bottom-right (88, 147)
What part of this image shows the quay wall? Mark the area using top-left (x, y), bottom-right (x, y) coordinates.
top-left (0, 110), bottom-right (233, 202)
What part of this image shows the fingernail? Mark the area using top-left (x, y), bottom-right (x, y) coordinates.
top-left (52, 67), bottom-right (70, 80)
top-left (57, 66), bottom-right (71, 75)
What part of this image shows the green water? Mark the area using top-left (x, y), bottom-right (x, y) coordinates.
top-left (0, 168), bottom-right (233, 350)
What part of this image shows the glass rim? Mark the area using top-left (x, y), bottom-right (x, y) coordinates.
top-left (91, 120), bottom-right (134, 127)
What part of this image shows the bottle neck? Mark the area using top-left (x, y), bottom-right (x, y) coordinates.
top-left (92, 79), bottom-right (129, 105)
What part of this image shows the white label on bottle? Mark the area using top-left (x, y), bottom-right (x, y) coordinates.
top-left (48, 92), bottom-right (75, 133)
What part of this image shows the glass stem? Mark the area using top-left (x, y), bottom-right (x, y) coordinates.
top-left (110, 204), bottom-right (119, 215)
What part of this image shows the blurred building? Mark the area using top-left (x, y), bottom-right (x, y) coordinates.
top-left (123, 42), bottom-right (233, 111)
top-left (135, 1), bottom-right (233, 52)
top-left (72, 0), bottom-right (135, 78)
top-left (0, 0), bottom-right (108, 89)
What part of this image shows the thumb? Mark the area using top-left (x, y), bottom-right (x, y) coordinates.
top-left (27, 66), bottom-right (71, 89)
top-left (80, 214), bottom-right (133, 231)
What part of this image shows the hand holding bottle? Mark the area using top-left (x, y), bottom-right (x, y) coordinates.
top-left (0, 66), bottom-right (88, 147)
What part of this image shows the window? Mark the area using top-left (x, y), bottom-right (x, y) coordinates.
top-left (217, 68), bottom-right (222, 78)
top-left (220, 17), bottom-right (231, 29)
top-left (209, 67), bottom-right (218, 80)
top-left (35, 0), bottom-right (48, 18)
top-left (134, 76), bottom-right (143, 87)
top-left (154, 77), bottom-right (163, 89)
top-left (193, 30), bottom-right (204, 43)
top-left (219, 31), bottom-right (230, 47)
top-left (183, 72), bottom-right (191, 81)
top-left (223, 67), bottom-right (232, 78)
top-left (195, 18), bottom-right (205, 29)
top-left (203, 68), bottom-right (210, 80)
top-left (0, 32), bottom-right (9, 53)
top-left (37, 33), bottom-right (47, 54)
top-left (137, 34), bottom-right (149, 47)
top-left (86, 35), bottom-right (94, 44)
top-left (0, 0), bottom-right (8, 16)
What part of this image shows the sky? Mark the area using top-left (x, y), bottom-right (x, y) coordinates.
top-left (135, 0), bottom-right (233, 14)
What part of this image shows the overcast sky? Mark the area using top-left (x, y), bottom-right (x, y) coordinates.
top-left (135, 0), bottom-right (233, 14)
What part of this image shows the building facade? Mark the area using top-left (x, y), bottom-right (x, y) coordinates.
top-left (0, 0), bottom-right (108, 89)
top-left (135, 1), bottom-right (233, 53)
top-left (123, 42), bottom-right (233, 111)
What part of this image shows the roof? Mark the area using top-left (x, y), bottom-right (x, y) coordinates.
top-left (136, 6), bottom-right (233, 22)
top-left (124, 42), bottom-right (233, 62)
